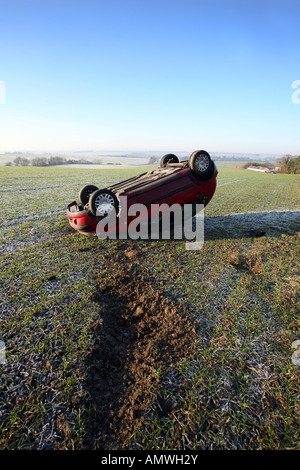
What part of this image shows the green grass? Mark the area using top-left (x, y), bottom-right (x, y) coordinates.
top-left (133, 235), bottom-right (299, 450)
top-left (0, 165), bottom-right (299, 450)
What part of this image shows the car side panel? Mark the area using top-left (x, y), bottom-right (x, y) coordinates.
top-left (125, 168), bottom-right (216, 207)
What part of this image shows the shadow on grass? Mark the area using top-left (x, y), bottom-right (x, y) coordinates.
top-left (99, 210), bottom-right (299, 243)
top-left (202, 210), bottom-right (300, 240)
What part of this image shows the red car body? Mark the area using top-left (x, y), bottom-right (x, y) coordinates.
top-left (66, 151), bottom-right (217, 236)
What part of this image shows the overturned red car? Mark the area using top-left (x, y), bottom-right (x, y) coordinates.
top-left (66, 150), bottom-right (217, 236)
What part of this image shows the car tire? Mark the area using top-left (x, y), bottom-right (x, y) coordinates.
top-left (188, 150), bottom-right (214, 181)
top-left (160, 153), bottom-right (180, 167)
top-left (89, 189), bottom-right (119, 217)
top-left (79, 185), bottom-right (99, 206)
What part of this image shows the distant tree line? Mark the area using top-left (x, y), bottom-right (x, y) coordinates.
top-left (276, 155), bottom-right (300, 174)
top-left (5, 155), bottom-right (67, 166)
top-left (5, 156), bottom-right (98, 166)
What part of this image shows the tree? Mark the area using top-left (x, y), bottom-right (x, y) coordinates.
top-left (31, 157), bottom-right (48, 166)
top-left (13, 156), bottom-right (30, 166)
top-left (276, 155), bottom-right (300, 174)
top-left (47, 156), bottom-right (67, 166)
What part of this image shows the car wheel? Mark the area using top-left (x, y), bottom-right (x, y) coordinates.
top-left (160, 153), bottom-right (180, 167)
top-left (89, 189), bottom-right (119, 217)
top-left (188, 150), bottom-right (214, 181)
top-left (79, 185), bottom-right (99, 206)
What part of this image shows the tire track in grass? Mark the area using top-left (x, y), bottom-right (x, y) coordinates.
top-left (0, 184), bottom-right (81, 192)
top-left (0, 180), bottom-right (121, 226)
top-left (0, 181), bottom-right (118, 192)
top-left (216, 178), bottom-right (252, 187)
top-left (2, 209), bottom-right (66, 227)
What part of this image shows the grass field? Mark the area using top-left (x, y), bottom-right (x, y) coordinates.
top-left (0, 164), bottom-right (299, 450)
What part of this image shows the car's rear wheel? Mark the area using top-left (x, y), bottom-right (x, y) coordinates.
top-left (160, 153), bottom-right (180, 167)
top-left (89, 189), bottom-right (119, 217)
top-left (79, 185), bottom-right (99, 206)
top-left (188, 150), bottom-right (214, 181)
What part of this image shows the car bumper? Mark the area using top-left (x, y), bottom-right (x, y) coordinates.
top-left (66, 201), bottom-right (97, 234)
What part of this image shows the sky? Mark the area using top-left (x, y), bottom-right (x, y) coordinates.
top-left (0, 0), bottom-right (299, 155)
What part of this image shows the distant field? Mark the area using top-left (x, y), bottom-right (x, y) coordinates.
top-left (0, 165), bottom-right (298, 252)
top-left (0, 165), bottom-right (299, 450)
top-left (214, 159), bottom-right (249, 167)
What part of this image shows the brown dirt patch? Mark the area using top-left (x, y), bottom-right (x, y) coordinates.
top-left (83, 245), bottom-right (196, 449)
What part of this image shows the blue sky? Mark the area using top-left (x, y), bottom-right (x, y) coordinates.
top-left (0, 0), bottom-right (299, 154)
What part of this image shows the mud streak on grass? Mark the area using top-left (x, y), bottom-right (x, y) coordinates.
top-left (83, 245), bottom-right (197, 449)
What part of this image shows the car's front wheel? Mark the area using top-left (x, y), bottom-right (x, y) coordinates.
top-left (89, 189), bottom-right (119, 217)
top-left (188, 150), bottom-right (214, 180)
top-left (79, 185), bottom-right (98, 206)
top-left (160, 153), bottom-right (180, 167)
